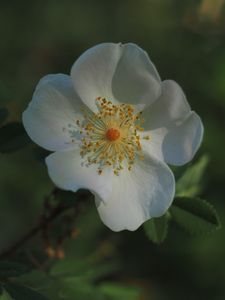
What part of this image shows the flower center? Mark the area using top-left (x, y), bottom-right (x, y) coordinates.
top-left (106, 128), bottom-right (120, 141)
top-left (75, 97), bottom-right (149, 175)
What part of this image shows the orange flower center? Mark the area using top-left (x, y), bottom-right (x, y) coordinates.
top-left (106, 128), bottom-right (120, 141)
top-left (75, 97), bottom-right (150, 175)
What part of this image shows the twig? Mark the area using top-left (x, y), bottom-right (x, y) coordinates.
top-left (0, 199), bottom-right (73, 259)
top-left (0, 189), bottom-right (91, 259)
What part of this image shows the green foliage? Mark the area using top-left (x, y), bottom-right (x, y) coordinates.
top-left (0, 262), bottom-right (48, 300)
top-left (170, 197), bottom-right (221, 235)
top-left (0, 108), bottom-right (8, 125)
top-left (0, 122), bottom-right (30, 153)
top-left (0, 290), bottom-right (12, 300)
top-left (59, 280), bottom-right (141, 300)
top-left (50, 259), bottom-right (91, 277)
top-left (1, 1), bottom-right (225, 299)
top-left (0, 261), bottom-right (31, 279)
top-left (13, 271), bottom-right (59, 300)
top-left (176, 155), bottom-right (209, 197)
top-left (14, 260), bottom-right (138, 300)
top-left (4, 283), bottom-right (48, 300)
top-left (144, 214), bottom-right (169, 244)
top-left (51, 258), bottom-right (120, 282)
top-left (59, 278), bottom-right (104, 300)
top-left (99, 283), bottom-right (141, 300)
top-left (145, 156), bottom-right (220, 243)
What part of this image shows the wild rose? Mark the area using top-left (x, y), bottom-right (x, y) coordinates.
top-left (23, 43), bottom-right (203, 231)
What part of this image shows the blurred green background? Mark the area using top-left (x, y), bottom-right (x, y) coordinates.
top-left (1, 0), bottom-right (225, 299)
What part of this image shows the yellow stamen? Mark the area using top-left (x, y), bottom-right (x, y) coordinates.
top-left (76, 97), bottom-right (149, 175)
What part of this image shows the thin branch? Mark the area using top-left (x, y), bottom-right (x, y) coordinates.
top-left (0, 189), bottom-right (91, 259)
top-left (0, 202), bottom-right (71, 259)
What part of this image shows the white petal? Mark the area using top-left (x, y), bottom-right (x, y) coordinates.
top-left (162, 112), bottom-right (204, 165)
top-left (71, 43), bottom-right (161, 112)
top-left (45, 150), bottom-right (113, 201)
top-left (142, 112), bottom-right (204, 166)
top-left (95, 154), bottom-right (175, 232)
top-left (22, 74), bottom-right (84, 152)
top-left (71, 43), bottom-right (121, 112)
top-left (143, 80), bottom-right (191, 130)
top-left (111, 43), bottom-right (161, 110)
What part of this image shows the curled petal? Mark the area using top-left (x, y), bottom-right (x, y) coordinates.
top-left (162, 112), bottom-right (204, 165)
top-left (142, 112), bottom-right (204, 166)
top-left (71, 43), bottom-right (161, 112)
top-left (143, 80), bottom-right (191, 130)
top-left (111, 43), bottom-right (161, 111)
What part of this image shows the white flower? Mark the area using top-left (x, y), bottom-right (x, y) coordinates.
top-left (22, 43), bottom-right (203, 231)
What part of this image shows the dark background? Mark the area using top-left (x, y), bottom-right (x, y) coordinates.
top-left (0, 0), bottom-right (225, 299)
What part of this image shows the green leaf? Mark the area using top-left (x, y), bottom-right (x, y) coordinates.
top-left (0, 261), bottom-right (31, 278)
top-left (14, 271), bottom-right (61, 300)
top-left (0, 285), bottom-right (3, 295)
top-left (0, 108), bottom-right (8, 125)
top-left (84, 262), bottom-right (120, 282)
top-left (144, 214), bottom-right (169, 244)
top-left (170, 197), bottom-right (221, 235)
top-left (0, 122), bottom-right (30, 153)
top-left (4, 283), bottom-right (49, 300)
top-left (0, 290), bottom-right (12, 300)
top-left (176, 155), bottom-right (209, 197)
top-left (60, 278), bottom-right (104, 300)
top-left (99, 283), bottom-right (141, 300)
top-left (50, 259), bottom-right (90, 277)
top-left (51, 258), bottom-right (119, 282)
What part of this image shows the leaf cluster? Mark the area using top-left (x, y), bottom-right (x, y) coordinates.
top-left (0, 259), bottom-right (141, 300)
top-left (144, 155), bottom-right (221, 244)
